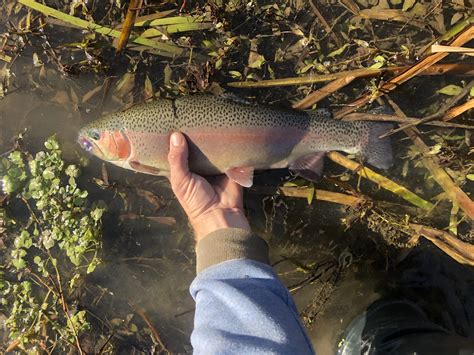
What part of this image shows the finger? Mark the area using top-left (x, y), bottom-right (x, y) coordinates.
top-left (168, 132), bottom-right (190, 191)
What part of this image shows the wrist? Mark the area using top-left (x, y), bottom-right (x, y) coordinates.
top-left (191, 208), bottom-right (251, 241)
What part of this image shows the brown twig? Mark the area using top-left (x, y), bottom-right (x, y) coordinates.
top-left (334, 25), bottom-right (474, 118)
top-left (409, 224), bottom-right (474, 266)
top-left (338, 0), bottom-right (360, 15)
top-left (308, 0), bottom-right (343, 47)
top-left (382, 80), bottom-right (474, 136)
top-left (292, 76), bottom-right (356, 109)
top-left (343, 112), bottom-right (473, 130)
top-left (228, 63), bottom-right (474, 88)
top-left (50, 256), bottom-right (84, 355)
top-left (442, 99), bottom-right (474, 121)
top-left (279, 186), bottom-right (363, 206)
top-left (273, 185), bottom-right (424, 216)
top-left (431, 44), bottom-right (474, 56)
top-left (116, 0), bottom-right (143, 54)
top-left (129, 302), bottom-right (170, 354)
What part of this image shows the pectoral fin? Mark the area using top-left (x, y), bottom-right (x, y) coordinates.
top-left (129, 161), bottom-right (161, 175)
top-left (225, 166), bottom-right (254, 187)
top-left (289, 152), bottom-right (325, 182)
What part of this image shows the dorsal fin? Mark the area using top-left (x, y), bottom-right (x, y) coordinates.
top-left (221, 93), bottom-right (254, 106)
top-left (306, 109), bottom-right (332, 120)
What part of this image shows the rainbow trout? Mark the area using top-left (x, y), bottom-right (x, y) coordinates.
top-left (78, 95), bottom-right (392, 187)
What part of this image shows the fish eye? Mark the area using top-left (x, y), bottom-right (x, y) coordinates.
top-left (79, 137), bottom-right (94, 152)
top-left (89, 130), bottom-right (100, 141)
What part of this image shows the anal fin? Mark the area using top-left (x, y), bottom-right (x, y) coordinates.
top-left (289, 152), bottom-right (325, 182)
top-left (225, 167), bottom-right (254, 187)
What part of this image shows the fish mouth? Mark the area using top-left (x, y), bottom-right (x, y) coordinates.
top-left (78, 134), bottom-right (105, 159)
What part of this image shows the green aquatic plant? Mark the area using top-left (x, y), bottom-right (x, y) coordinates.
top-left (0, 136), bottom-right (103, 353)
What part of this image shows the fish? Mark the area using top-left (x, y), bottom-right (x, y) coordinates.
top-left (78, 95), bottom-right (392, 187)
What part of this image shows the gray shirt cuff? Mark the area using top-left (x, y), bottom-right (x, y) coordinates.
top-left (195, 228), bottom-right (269, 273)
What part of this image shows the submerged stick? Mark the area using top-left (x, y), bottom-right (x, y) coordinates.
top-left (431, 44), bottom-right (474, 56)
top-left (383, 80), bottom-right (474, 136)
top-left (129, 303), bottom-right (170, 354)
top-left (279, 186), bottom-right (363, 207)
top-left (228, 63), bottom-right (474, 88)
top-left (276, 185), bottom-right (425, 216)
top-left (409, 224), bottom-right (474, 266)
top-left (417, 16), bottom-right (474, 56)
top-left (403, 128), bottom-right (474, 220)
top-left (326, 152), bottom-right (434, 211)
top-left (343, 112), bottom-right (473, 130)
top-left (308, 0), bottom-right (343, 47)
top-left (292, 76), bottom-right (356, 109)
top-left (442, 99), bottom-right (474, 121)
top-left (116, 0), bottom-right (143, 54)
top-left (387, 98), bottom-right (474, 220)
top-left (335, 25), bottom-right (474, 118)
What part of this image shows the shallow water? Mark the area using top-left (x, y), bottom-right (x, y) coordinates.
top-left (1, 3), bottom-right (473, 353)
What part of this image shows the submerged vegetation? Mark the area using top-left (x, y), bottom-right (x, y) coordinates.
top-left (0, 136), bottom-right (103, 352)
top-left (0, 0), bottom-right (472, 352)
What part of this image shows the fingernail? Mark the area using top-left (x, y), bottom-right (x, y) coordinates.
top-left (171, 133), bottom-right (183, 147)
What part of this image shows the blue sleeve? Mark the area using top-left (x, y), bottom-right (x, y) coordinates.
top-left (189, 259), bottom-right (315, 354)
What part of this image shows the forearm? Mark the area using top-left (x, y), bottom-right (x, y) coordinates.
top-left (190, 229), bottom-right (314, 354)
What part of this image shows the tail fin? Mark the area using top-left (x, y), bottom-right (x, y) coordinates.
top-left (362, 122), bottom-right (393, 169)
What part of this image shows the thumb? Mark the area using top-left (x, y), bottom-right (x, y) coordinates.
top-left (168, 132), bottom-right (190, 190)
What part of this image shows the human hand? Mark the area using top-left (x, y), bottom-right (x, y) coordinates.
top-left (168, 132), bottom-right (251, 241)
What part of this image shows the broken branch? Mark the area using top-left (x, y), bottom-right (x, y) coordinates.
top-left (409, 224), bottom-right (474, 266)
top-left (228, 63), bottom-right (474, 88)
top-left (116, 0), bottom-right (143, 54)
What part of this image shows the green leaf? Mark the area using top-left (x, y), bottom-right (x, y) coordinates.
top-left (437, 84), bottom-right (463, 96)
top-left (466, 174), bottom-right (474, 181)
top-left (42, 168), bottom-right (55, 180)
top-left (65, 164), bottom-right (79, 178)
top-left (12, 258), bottom-right (26, 270)
top-left (44, 137), bottom-right (59, 150)
top-left (42, 234), bottom-right (55, 249)
top-left (2, 175), bottom-right (16, 194)
top-left (402, 0), bottom-right (416, 11)
top-left (90, 207), bottom-right (104, 222)
top-left (9, 151), bottom-right (23, 166)
top-left (248, 53), bottom-right (266, 69)
top-left (327, 43), bottom-right (349, 58)
top-left (228, 70), bottom-right (242, 78)
top-left (86, 258), bottom-right (100, 274)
